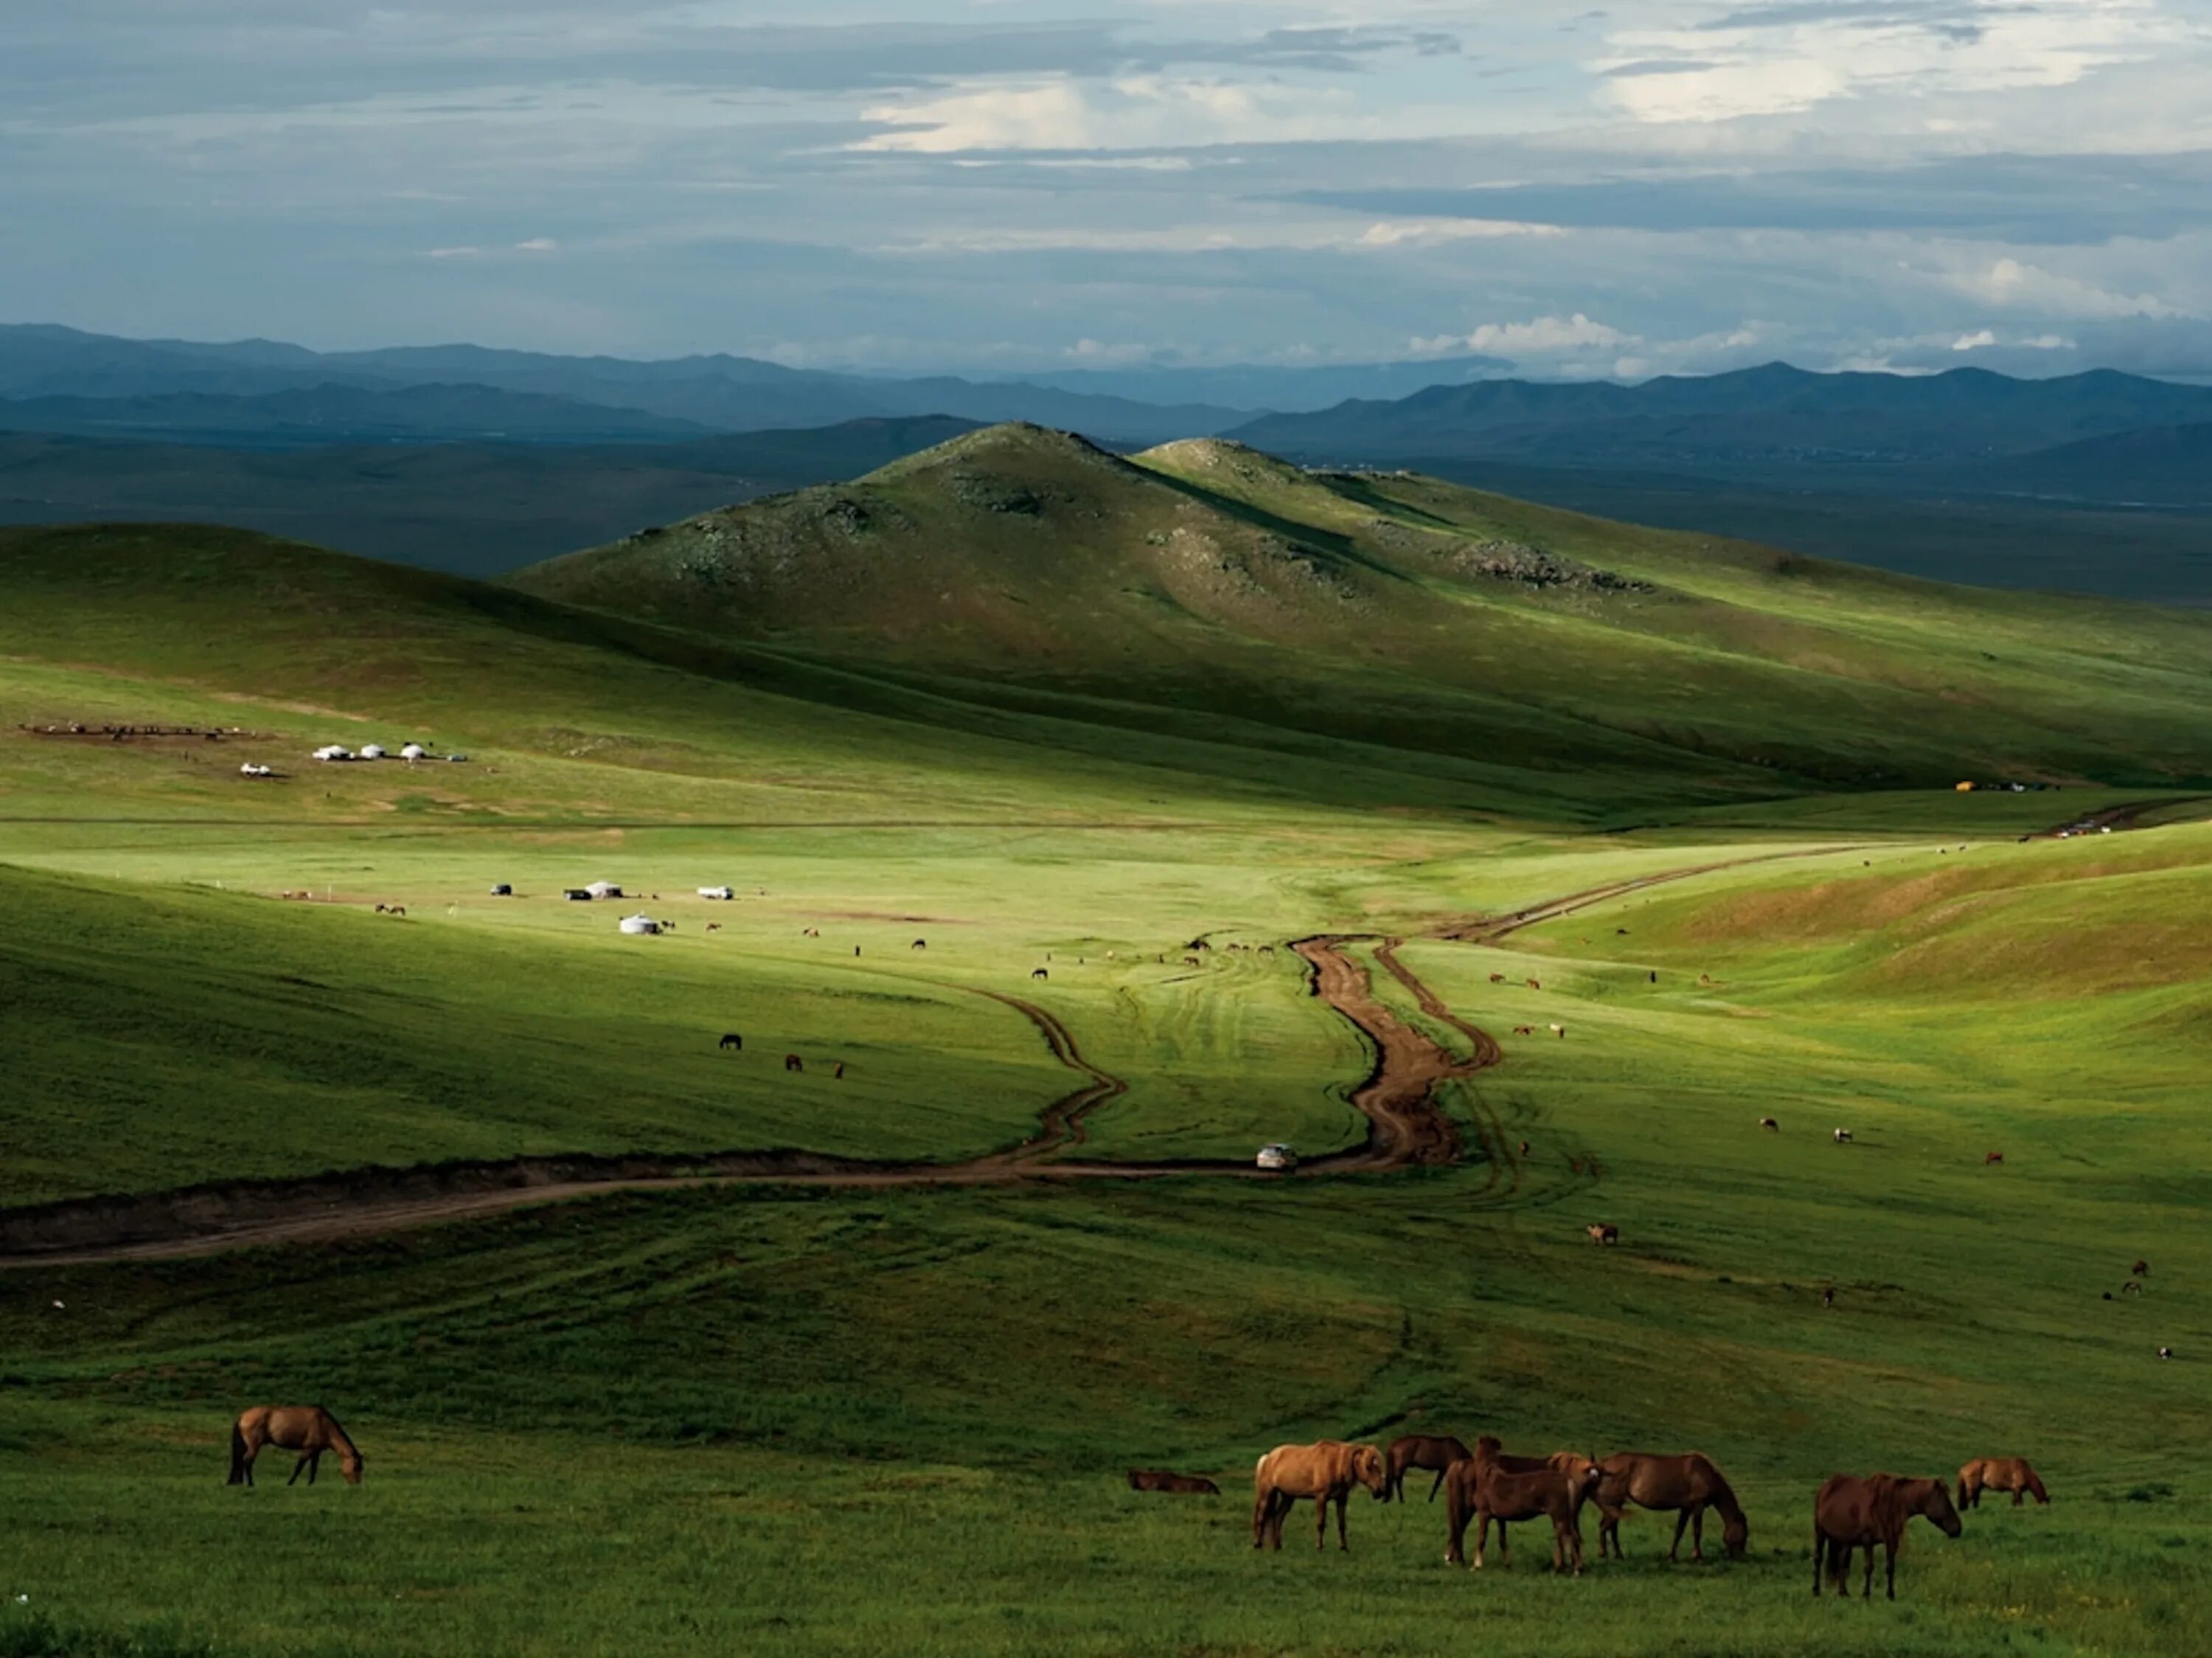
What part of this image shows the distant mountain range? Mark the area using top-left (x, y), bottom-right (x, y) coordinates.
top-left (1227, 362), bottom-right (2212, 471)
top-left (0, 325), bottom-right (1245, 445)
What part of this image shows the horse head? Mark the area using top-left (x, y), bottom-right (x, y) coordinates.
top-left (341, 1451), bottom-right (365, 1486)
top-left (1916, 1479), bottom-right (1963, 1538)
top-left (1354, 1444), bottom-right (1388, 1499)
top-left (1721, 1508), bottom-right (1750, 1558)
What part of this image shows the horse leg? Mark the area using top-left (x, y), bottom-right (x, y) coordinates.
top-left (1252, 1485), bottom-right (1271, 1549)
top-left (2011, 1487), bottom-right (2024, 1508)
top-left (1885, 1539), bottom-right (1898, 1600)
top-left (307, 1451), bottom-right (321, 1485)
top-left (1863, 1541), bottom-right (1876, 1600)
top-left (1473, 1511), bottom-right (1489, 1570)
top-left (1691, 1504), bottom-right (1705, 1561)
top-left (288, 1453), bottom-right (310, 1486)
top-left (1669, 1507), bottom-right (1691, 1561)
top-left (1427, 1466), bottom-right (1449, 1503)
top-left (1335, 1491), bottom-right (1350, 1553)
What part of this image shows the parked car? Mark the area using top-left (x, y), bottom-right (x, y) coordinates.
top-left (1256, 1142), bottom-right (1298, 1171)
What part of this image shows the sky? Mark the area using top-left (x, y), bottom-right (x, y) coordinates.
top-left (6, 1), bottom-right (2212, 379)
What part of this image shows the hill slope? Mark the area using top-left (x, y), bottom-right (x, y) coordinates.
top-left (510, 425), bottom-right (2212, 803)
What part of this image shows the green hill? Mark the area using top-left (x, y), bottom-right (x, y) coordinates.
top-left (512, 424), bottom-right (2212, 803)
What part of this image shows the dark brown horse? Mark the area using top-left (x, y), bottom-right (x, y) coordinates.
top-left (1128, 1469), bottom-right (1220, 1494)
top-left (718, 1033), bottom-right (742, 1051)
top-left (784, 1054), bottom-right (803, 1072)
top-left (1383, 1434), bottom-right (1470, 1503)
top-left (1444, 1438), bottom-right (1601, 1573)
top-left (229, 1405), bottom-right (362, 1487)
top-left (1593, 1451), bottom-right (1749, 1561)
top-left (1958, 1457), bottom-right (2049, 1508)
top-left (1812, 1474), bottom-right (1961, 1599)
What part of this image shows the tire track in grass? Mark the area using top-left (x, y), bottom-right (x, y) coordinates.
top-left (0, 937), bottom-right (1486, 1265)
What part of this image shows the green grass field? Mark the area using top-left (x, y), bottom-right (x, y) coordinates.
top-left (3, 443), bottom-right (2210, 1654)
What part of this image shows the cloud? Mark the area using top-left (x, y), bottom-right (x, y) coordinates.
top-left (426, 245), bottom-right (481, 258)
top-left (1945, 257), bottom-right (2188, 319)
top-left (514, 237), bottom-right (557, 252)
top-left (1413, 313), bottom-right (1632, 356)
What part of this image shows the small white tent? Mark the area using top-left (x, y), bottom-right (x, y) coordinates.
top-left (619, 914), bottom-right (661, 935)
top-left (313, 745), bottom-right (352, 762)
top-left (359, 743), bottom-right (386, 760)
top-left (400, 743), bottom-right (428, 761)
top-left (585, 880), bottom-right (624, 900)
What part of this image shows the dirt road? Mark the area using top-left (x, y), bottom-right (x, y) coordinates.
top-left (0, 936), bottom-right (1484, 1267)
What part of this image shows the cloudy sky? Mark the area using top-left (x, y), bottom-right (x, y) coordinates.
top-left (6, 1), bottom-right (2211, 378)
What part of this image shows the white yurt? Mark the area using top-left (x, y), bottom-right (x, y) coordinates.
top-left (359, 743), bottom-right (386, 760)
top-left (585, 880), bottom-right (624, 900)
top-left (313, 744), bottom-right (352, 762)
top-left (619, 913), bottom-right (661, 935)
top-left (400, 743), bottom-right (428, 761)
top-left (698, 885), bottom-right (735, 901)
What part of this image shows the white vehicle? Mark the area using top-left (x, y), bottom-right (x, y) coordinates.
top-left (312, 745), bottom-right (352, 762)
top-left (698, 885), bottom-right (735, 901)
top-left (1256, 1142), bottom-right (1298, 1171)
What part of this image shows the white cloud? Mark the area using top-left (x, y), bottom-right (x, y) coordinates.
top-left (1355, 218), bottom-right (1564, 247)
top-left (1413, 313), bottom-right (1633, 356)
top-left (1952, 328), bottom-right (1997, 351)
top-left (514, 236), bottom-right (557, 252)
top-left (1946, 257), bottom-right (2186, 319)
top-left (426, 245), bottom-right (481, 258)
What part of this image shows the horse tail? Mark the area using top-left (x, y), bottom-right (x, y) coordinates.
top-left (229, 1418), bottom-right (248, 1484)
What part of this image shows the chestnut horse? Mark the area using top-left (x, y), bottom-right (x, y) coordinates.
top-left (1812, 1474), bottom-right (1961, 1600)
top-left (1957, 1457), bottom-right (2049, 1508)
top-left (1251, 1440), bottom-right (1387, 1553)
top-left (1444, 1437), bottom-right (1601, 1573)
top-left (229, 1405), bottom-right (362, 1487)
top-left (1383, 1434), bottom-right (1471, 1503)
top-left (1593, 1451), bottom-right (1749, 1561)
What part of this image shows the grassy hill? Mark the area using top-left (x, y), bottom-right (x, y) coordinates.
top-left (5, 465), bottom-right (2212, 1655)
top-left (513, 424), bottom-right (2212, 803)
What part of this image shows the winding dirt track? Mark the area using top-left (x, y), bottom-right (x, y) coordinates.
top-left (10, 812), bottom-right (2160, 1269)
top-left (0, 936), bottom-right (1480, 1268)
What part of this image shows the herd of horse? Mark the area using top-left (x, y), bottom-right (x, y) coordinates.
top-left (1216, 1433), bottom-right (2042, 1598)
top-left (229, 1403), bottom-right (2044, 1602)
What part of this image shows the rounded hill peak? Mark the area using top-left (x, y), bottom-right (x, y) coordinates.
top-left (860, 421), bottom-right (1127, 484)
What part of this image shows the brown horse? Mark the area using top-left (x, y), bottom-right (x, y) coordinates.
top-left (229, 1405), bottom-right (362, 1487)
top-left (718, 1033), bottom-right (742, 1051)
top-left (1957, 1457), bottom-right (2049, 1508)
top-left (1812, 1474), bottom-right (1962, 1599)
top-left (1128, 1469), bottom-right (1220, 1494)
top-left (1593, 1451), bottom-right (1749, 1561)
top-left (1445, 1439), bottom-right (1601, 1573)
top-left (1251, 1440), bottom-right (1388, 1553)
top-left (1383, 1434), bottom-right (1471, 1503)
top-left (784, 1054), bottom-right (803, 1072)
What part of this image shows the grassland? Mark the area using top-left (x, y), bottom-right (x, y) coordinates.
top-left (3, 448), bottom-right (2211, 1655)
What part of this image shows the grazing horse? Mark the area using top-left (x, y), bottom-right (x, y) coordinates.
top-left (1383, 1435), bottom-right (1471, 1503)
top-left (2133, 1259), bottom-right (2151, 1277)
top-left (1550, 1024), bottom-right (1567, 1038)
top-left (1957, 1457), bottom-right (2048, 1508)
top-left (705, 923), bottom-right (721, 934)
top-left (229, 1405), bottom-right (362, 1487)
top-left (1128, 1469), bottom-right (1220, 1495)
top-left (911, 939), bottom-right (926, 951)
top-left (1812, 1474), bottom-right (1961, 1600)
top-left (718, 1033), bottom-right (742, 1051)
top-left (1759, 1117), bottom-right (1779, 1131)
top-left (832, 1061), bottom-right (846, 1080)
top-left (1513, 1025), bottom-right (1534, 1037)
top-left (784, 1054), bottom-right (804, 1073)
top-left (1593, 1452), bottom-right (1749, 1561)
top-left (1833, 1128), bottom-right (1854, 1144)
top-left (1587, 1224), bottom-right (1618, 1246)
top-left (1526, 979), bottom-right (1541, 991)
top-left (1985, 1151), bottom-right (2004, 1165)
top-left (1251, 1440), bottom-right (1388, 1553)
top-left (1032, 968), bottom-right (1049, 981)
top-left (1489, 972), bottom-right (1506, 984)
top-left (1444, 1438), bottom-right (1601, 1572)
